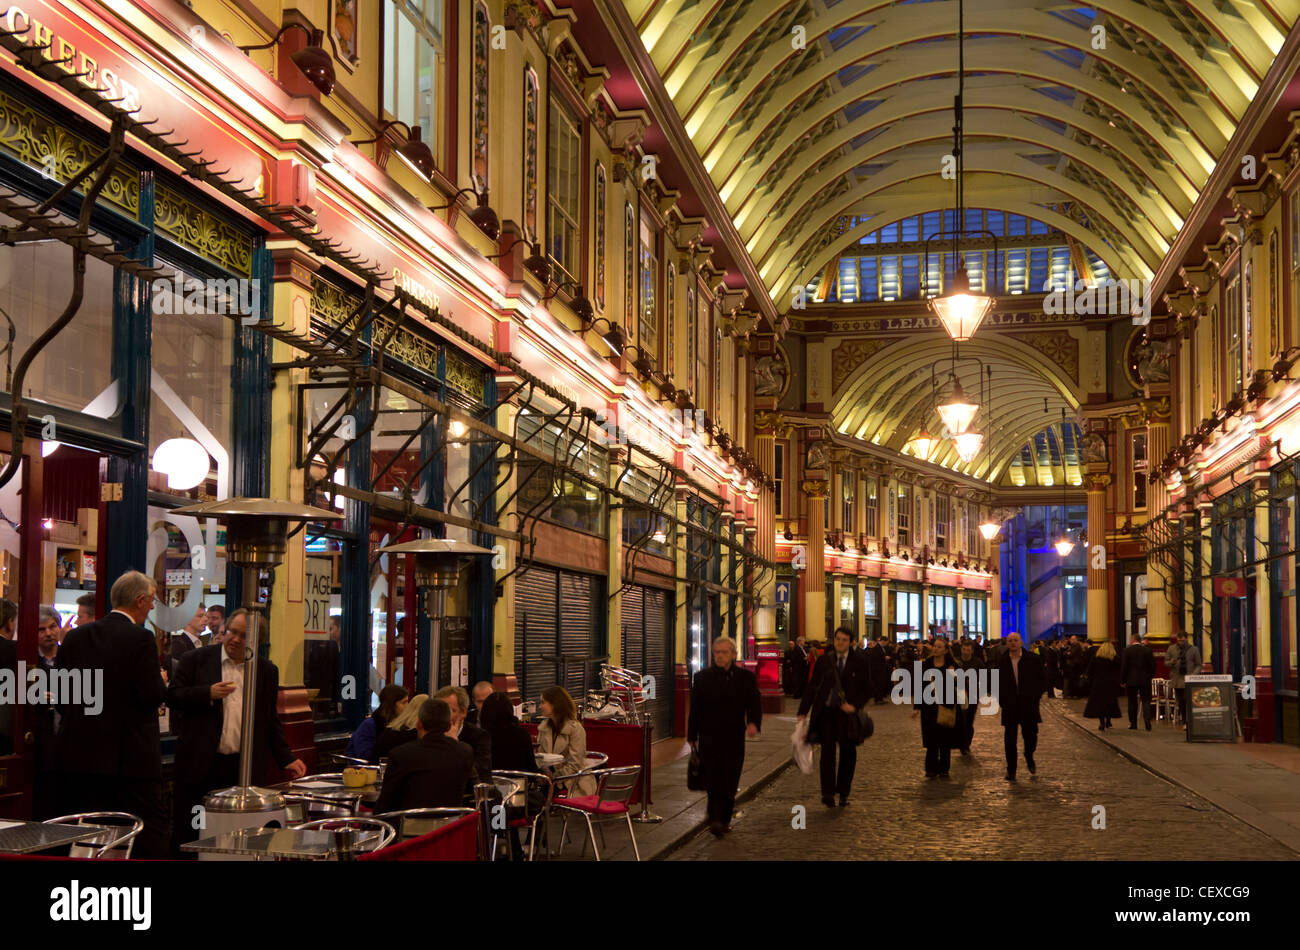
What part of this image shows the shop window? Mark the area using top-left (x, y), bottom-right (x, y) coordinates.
top-left (383, 0), bottom-right (446, 165)
top-left (621, 465), bottom-right (673, 558)
top-left (638, 213), bottom-right (658, 362)
top-left (546, 94), bottom-right (582, 286)
top-left (895, 588), bottom-right (920, 637)
top-left (0, 223), bottom-right (115, 412)
top-left (839, 583), bottom-right (856, 633)
top-left (1274, 479), bottom-right (1298, 691)
top-left (864, 477), bottom-right (877, 541)
top-left (774, 443), bottom-right (784, 518)
top-left (516, 411), bottom-right (607, 536)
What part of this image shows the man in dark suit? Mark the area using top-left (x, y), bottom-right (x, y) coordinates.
top-left (995, 632), bottom-right (1045, 781)
top-left (167, 604), bottom-right (207, 678)
top-left (798, 626), bottom-right (871, 807)
top-left (55, 571), bottom-right (168, 857)
top-left (435, 685), bottom-right (492, 783)
top-left (1121, 633), bottom-right (1157, 730)
top-left (783, 636), bottom-right (809, 698)
top-left (865, 636), bottom-right (889, 704)
top-left (688, 636), bottom-right (762, 835)
top-left (31, 606), bottom-right (63, 818)
top-left (373, 698), bottom-right (476, 813)
top-left (167, 607), bottom-right (306, 855)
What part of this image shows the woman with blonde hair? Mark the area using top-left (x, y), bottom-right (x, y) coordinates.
top-left (538, 685), bottom-right (596, 796)
top-left (1084, 641), bottom-right (1122, 731)
top-left (373, 692), bottom-right (429, 759)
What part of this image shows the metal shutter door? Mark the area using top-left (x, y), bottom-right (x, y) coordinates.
top-left (515, 565), bottom-right (558, 702)
top-left (621, 585), bottom-right (645, 675)
top-left (559, 571), bottom-right (599, 697)
top-left (645, 587), bottom-right (673, 739)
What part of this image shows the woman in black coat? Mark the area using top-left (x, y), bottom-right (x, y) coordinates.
top-left (911, 637), bottom-right (961, 779)
top-left (1084, 642), bottom-right (1123, 730)
top-left (481, 692), bottom-right (541, 860)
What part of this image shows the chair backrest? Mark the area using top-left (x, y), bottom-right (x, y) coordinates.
top-left (44, 812), bottom-right (143, 860)
top-left (584, 751), bottom-right (609, 769)
top-left (283, 791), bottom-right (362, 825)
top-left (297, 818), bottom-right (396, 853)
top-left (490, 770), bottom-right (553, 816)
top-left (357, 813), bottom-right (479, 861)
top-left (591, 766), bottom-right (641, 807)
top-left (370, 807), bottom-right (476, 839)
top-left (329, 753), bottom-right (372, 769)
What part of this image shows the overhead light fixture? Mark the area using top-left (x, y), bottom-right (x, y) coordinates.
top-left (979, 520), bottom-right (1001, 541)
top-left (429, 186), bottom-right (500, 241)
top-left (152, 438), bottom-right (211, 491)
top-left (907, 426), bottom-right (936, 458)
top-left (1055, 407), bottom-right (1074, 557)
top-left (922, 0), bottom-right (997, 343)
top-left (239, 22), bottom-right (335, 96)
top-left (351, 120), bottom-right (435, 180)
top-left (936, 374), bottom-right (979, 435)
top-left (930, 269), bottom-right (995, 343)
top-left (954, 430), bottom-right (983, 463)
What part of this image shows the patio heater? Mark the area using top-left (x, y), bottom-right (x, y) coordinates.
top-left (377, 537), bottom-right (491, 691)
top-left (171, 497), bottom-right (338, 827)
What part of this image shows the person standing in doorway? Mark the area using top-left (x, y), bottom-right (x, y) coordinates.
top-left (798, 626), bottom-right (870, 807)
top-left (688, 637), bottom-right (762, 836)
top-left (1165, 632), bottom-right (1202, 729)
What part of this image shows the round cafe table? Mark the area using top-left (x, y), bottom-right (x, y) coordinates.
top-left (535, 752), bottom-right (565, 769)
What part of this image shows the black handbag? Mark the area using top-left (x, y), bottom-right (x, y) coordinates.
top-left (687, 748), bottom-right (705, 790)
top-left (832, 658), bottom-right (873, 744)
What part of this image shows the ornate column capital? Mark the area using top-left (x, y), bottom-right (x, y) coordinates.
top-left (800, 479), bottom-right (830, 499)
top-left (1084, 473), bottom-right (1112, 492)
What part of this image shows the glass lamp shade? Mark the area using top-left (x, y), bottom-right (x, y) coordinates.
top-left (928, 271), bottom-right (994, 342)
top-left (1054, 538), bottom-right (1076, 557)
top-left (906, 428), bottom-right (936, 458)
top-left (152, 438), bottom-right (211, 491)
top-left (978, 521), bottom-right (1001, 541)
top-left (936, 376), bottom-right (979, 435)
top-left (954, 430), bottom-right (983, 463)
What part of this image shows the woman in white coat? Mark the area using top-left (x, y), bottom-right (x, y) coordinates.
top-left (537, 685), bottom-right (597, 796)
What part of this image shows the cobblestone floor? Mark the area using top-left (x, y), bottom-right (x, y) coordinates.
top-left (670, 699), bottom-right (1297, 861)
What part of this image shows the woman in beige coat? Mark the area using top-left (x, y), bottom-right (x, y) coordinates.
top-left (537, 686), bottom-right (597, 797)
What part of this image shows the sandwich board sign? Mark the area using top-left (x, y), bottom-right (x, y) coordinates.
top-left (1184, 674), bottom-right (1237, 742)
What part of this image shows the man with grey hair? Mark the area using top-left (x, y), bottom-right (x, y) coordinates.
top-left (689, 636), bottom-right (762, 835)
top-left (434, 684), bottom-right (492, 782)
top-left (55, 570), bottom-right (168, 856)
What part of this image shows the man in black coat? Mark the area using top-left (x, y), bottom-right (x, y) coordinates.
top-left (374, 698), bottom-right (476, 813)
top-left (435, 685), bottom-right (493, 784)
top-left (688, 636), bottom-right (762, 835)
top-left (995, 632), bottom-right (1045, 781)
top-left (167, 604), bottom-right (207, 679)
top-left (798, 626), bottom-right (871, 807)
top-left (55, 571), bottom-right (169, 858)
top-left (783, 636), bottom-right (809, 698)
top-left (1121, 634), bottom-right (1157, 730)
top-left (167, 607), bottom-right (306, 855)
top-left (865, 636), bottom-right (889, 704)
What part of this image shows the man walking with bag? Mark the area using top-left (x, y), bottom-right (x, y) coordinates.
top-left (1121, 633), bottom-right (1157, 730)
top-left (798, 626), bottom-right (871, 807)
top-left (688, 637), bottom-right (762, 836)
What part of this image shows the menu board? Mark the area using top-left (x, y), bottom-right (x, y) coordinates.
top-left (440, 617), bottom-right (470, 688)
top-left (1185, 674), bottom-right (1237, 742)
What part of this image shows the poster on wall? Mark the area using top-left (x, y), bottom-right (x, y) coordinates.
top-left (303, 557), bottom-right (333, 639)
top-left (1184, 674), bottom-right (1237, 742)
top-left (440, 616), bottom-right (470, 688)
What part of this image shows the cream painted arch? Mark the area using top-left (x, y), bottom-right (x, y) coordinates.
top-left (769, 185), bottom-right (1142, 306)
top-left (704, 38), bottom-right (1218, 192)
top-left (730, 82), bottom-right (1199, 231)
top-left (740, 111), bottom-right (1183, 255)
top-left (688, 9), bottom-right (1237, 166)
top-left (655, 0), bottom-right (1255, 139)
top-left (756, 154), bottom-right (1161, 286)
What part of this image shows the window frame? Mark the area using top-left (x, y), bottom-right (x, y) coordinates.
top-left (545, 91), bottom-right (584, 287)
top-left (382, 0), bottom-right (450, 173)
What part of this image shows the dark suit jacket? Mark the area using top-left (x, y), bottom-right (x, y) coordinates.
top-left (688, 663), bottom-right (762, 745)
top-left (373, 732), bottom-right (476, 814)
top-left (168, 633), bottom-right (201, 677)
top-left (996, 650), bottom-right (1045, 726)
top-left (167, 644), bottom-right (294, 788)
top-left (55, 611), bottom-right (165, 779)
top-left (798, 650), bottom-right (871, 734)
top-left (1120, 643), bottom-right (1156, 687)
top-left (0, 635), bottom-right (15, 756)
top-left (458, 721), bottom-right (493, 783)
top-left (488, 721), bottom-right (541, 774)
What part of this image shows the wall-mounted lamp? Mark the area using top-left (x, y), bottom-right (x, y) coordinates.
top-left (351, 120), bottom-right (435, 180)
top-left (542, 279), bottom-right (594, 327)
top-left (239, 23), bottom-right (335, 96)
top-left (485, 238), bottom-right (551, 285)
top-left (429, 186), bottom-right (500, 241)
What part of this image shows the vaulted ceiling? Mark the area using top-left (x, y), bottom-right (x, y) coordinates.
top-left (623, 0), bottom-right (1298, 310)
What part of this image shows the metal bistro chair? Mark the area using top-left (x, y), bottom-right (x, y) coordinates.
top-left (328, 753), bottom-right (374, 769)
top-left (370, 807), bottom-right (476, 840)
top-left (583, 751), bottom-right (609, 771)
top-left (297, 818), bottom-right (396, 857)
top-left (551, 766), bottom-right (642, 861)
top-left (44, 812), bottom-right (143, 860)
top-left (283, 790), bottom-right (364, 826)
top-left (490, 770), bottom-right (555, 861)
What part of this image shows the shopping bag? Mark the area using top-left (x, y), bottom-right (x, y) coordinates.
top-left (687, 749), bottom-right (705, 790)
top-left (792, 719), bottom-right (815, 775)
top-left (936, 705), bottom-right (957, 728)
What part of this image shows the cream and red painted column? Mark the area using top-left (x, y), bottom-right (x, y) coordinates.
top-left (802, 478), bottom-right (828, 642)
top-left (1144, 397), bottom-right (1174, 650)
top-left (1086, 472), bottom-right (1112, 644)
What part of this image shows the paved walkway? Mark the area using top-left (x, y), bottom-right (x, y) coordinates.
top-left (546, 698), bottom-right (797, 861)
top-left (1055, 696), bottom-right (1300, 855)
